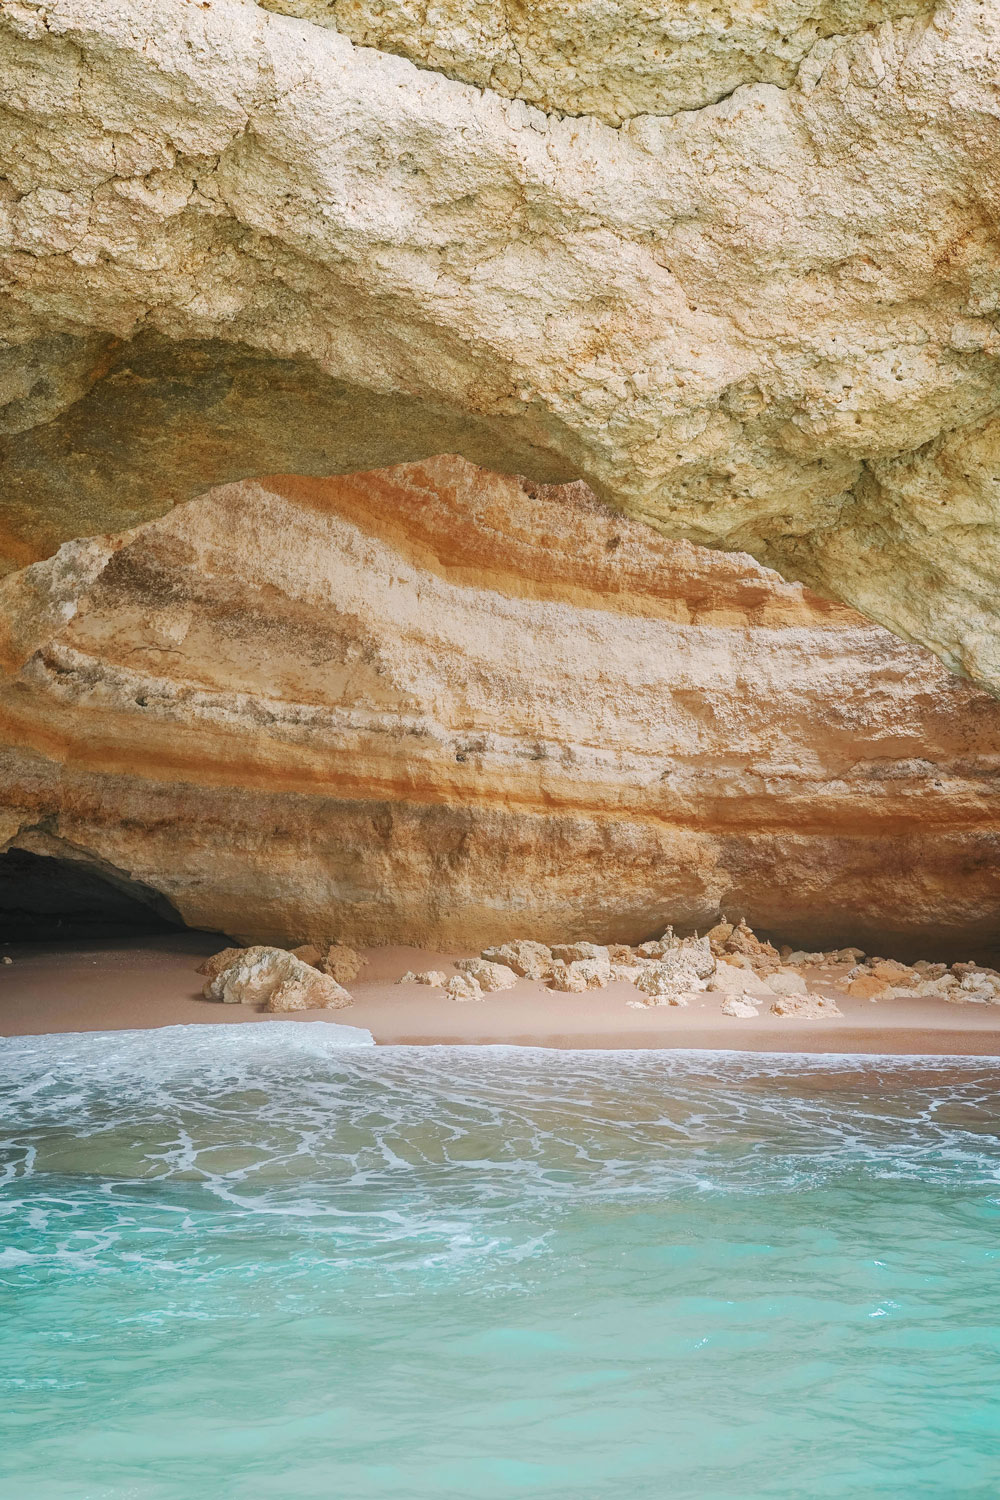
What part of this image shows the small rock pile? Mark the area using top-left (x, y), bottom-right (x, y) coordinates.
top-left (843, 956), bottom-right (1000, 1005)
top-left (394, 922), bottom-right (841, 1015)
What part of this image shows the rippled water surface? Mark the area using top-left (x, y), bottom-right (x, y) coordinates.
top-left (2, 1025), bottom-right (1000, 1499)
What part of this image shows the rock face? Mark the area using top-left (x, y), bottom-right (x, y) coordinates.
top-left (4, 1), bottom-right (1000, 687)
top-left (261, 0), bottom-right (927, 123)
top-left (2, 455), bottom-right (1000, 959)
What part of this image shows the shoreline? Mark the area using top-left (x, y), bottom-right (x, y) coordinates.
top-left (3, 933), bottom-right (1000, 1057)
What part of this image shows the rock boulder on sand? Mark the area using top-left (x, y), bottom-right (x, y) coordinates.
top-left (196, 946), bottom-right (245, 981)
top-left (707, 964), bottom-right (774, 998)
top-left (633, 945), bottom-right (713, 998)
top-left (481, 942), bottom-right (553, 981)
top-left (548, 959), bottom-right (609, 992)
top-left (769, 995), bottom-right (843, 1019)
top-left (631, 959), bottom-right (703, 1006)
top-left (944, 973), bottom-right (1000, 1005)
top-left (455, 959), bottom-right (519, 992)
top-left (397, 970), bottom-right (448, 986)
top-left (444, 974), bottom-right (485, 1002)
top-left (548, 945), bottom-right (612, 990)
top-left (721, 996), bottom-right (759, 1019)
top-left (846, 974), bottom-right (891, 999)
top-left (321, 944), bottom-right (368, 986)
top-left (678, 936), bottom-right (715, 980)
top-left (868, 958), bottom-right (921, 987)
top-left (204, 946), bottom-right (352, 1009)
top-left (768, 971), bottom-right (809, 997)
top-left (551, 942), bottom-right (611, 968)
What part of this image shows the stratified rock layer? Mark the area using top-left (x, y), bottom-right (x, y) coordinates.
top-left (4, 0), bottom-right (1000, 687)
top-left (2, 456), bottom-right (998, 958)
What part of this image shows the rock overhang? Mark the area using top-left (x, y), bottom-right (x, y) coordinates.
top-left (1, 0), bottom-right (1000, 689)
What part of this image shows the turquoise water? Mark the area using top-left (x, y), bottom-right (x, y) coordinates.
top-left (2, 1026), bottom-right (1000, 1500)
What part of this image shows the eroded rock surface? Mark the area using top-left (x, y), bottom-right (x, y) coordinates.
top-left (204, 945), bottom-right (353, 1008)
top-left (3, 456), bottom-right (999, 957)
top-left (260, 0), bottom-right (928, 123)
top-left (3, 1), bottom-right (1000, 685)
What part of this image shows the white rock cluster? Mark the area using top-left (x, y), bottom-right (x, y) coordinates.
top-left (198, 924), bottom-right (998, 1023)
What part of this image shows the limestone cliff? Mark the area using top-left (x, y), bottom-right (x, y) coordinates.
top-left (2, 457), bottom-right (998, 958)
top-left (3, 1), bottom-right (1000, 688)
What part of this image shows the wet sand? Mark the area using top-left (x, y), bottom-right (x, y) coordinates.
top-left (2, 932), bottom-right (1000, 1054)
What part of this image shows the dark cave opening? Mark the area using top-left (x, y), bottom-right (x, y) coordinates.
top-left (0, 848), bottom-right (187, 941)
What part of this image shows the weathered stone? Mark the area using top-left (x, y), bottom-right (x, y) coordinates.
top-left (205, 945), bottom-right (352, 1007)
top-left (7, 1), bottom-right (1000, 693)
top-left (678, 936), bottom-right (715, 980)
top-left (547, 958), bottom-right (610, 992)
top-left (868, 958), bottom-right (921, 987)
top-left (914, 975), bottom-right (957, 997)
top-left (944, 982), bottom-right (999, 1006)
top-left (633, 960), bottom-right (702, 1004)
top-left (913, 961), bottom-right (948, 980)
top-left (550, 945), bottom-right (612, 987)
top-left (265, 973), bottom-right (353, 1011)
top-left (607, 944), bottom-right (637, 965)
top-left (960, 971), bottom-right (1000, 996)
top-left (721, 995), bottom-right (759, 1019)
top-left (196, 946), bottom-right (245, 981)
top-left (707, 964), bottom-right (774, 998)
top-left (291, 944), bottom-right (323, 968)
top-left (397, 970), bottom-right (448, 986)
top-left (481, 941), bottom-right (553, 980)
top-left (768, 970), bottom-right (809, 997)
top-left (723, 919), bottom-right (781, 965)
top-left (627, 987), bottom-right (690, 1010)
top-left (444, 973), bottom-right (485, 1002)
top-left (610, 962), bottom-right (644, 984)
top-left (261, 0), bottom-right (929, 126)
top-left (551, 942), bottom-right (609, 966)
top-left (705, 922), bottom-right (735, 954)
top-left (321, 944), bottom-right (367, 985)
top-left (769, 995), bottom-right (843, 1019)
top-left (455, 958), bottom-right (519, 992)
top-left (846, 975), bottom-right (891, 999)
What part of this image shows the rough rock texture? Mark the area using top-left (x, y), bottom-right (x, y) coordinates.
top-left (3, 455), bottom-right (1000, 957)
top-left (203, 944), bottom-right (352, 1007)
top-left (769, 994), bottom-right (843, 1017)
top-left (721, 995), bottom-right (760, 1018)
top-left (455, 957), bottom-right (519, 991)
top-left (5, 1), bottom-right (1000, 687)
top-left (320, 943), bottom-right (367, 984)
top-left (481, 941), bottom-right (552, 980)
top-left (261, 0), bottom-right (928, 123)
top-left (444, 973), bottom-right (484, 1001)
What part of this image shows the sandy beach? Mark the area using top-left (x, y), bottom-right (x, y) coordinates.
top-left (2, 932), bottom-right (999, 1055)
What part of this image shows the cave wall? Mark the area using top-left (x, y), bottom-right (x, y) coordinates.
top-left (2, 456), bottom-right (998, 959)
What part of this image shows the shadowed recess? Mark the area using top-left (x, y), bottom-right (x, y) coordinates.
top-left (0, 847), bottom-right (187, 941)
